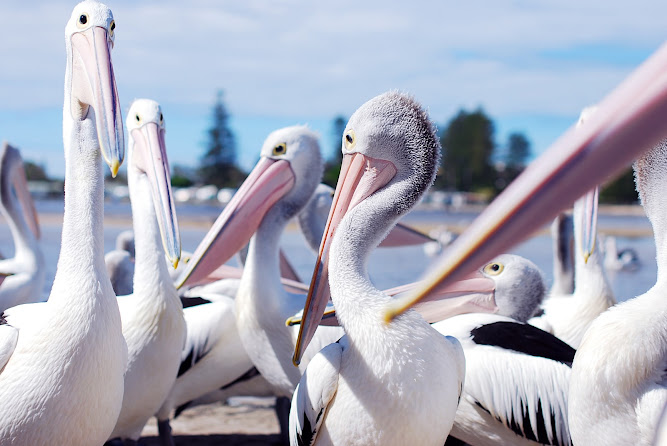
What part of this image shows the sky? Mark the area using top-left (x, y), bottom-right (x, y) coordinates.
top-left (0, 0), bottom-right (665, 178)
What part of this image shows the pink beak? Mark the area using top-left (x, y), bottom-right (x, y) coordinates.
top-left (175, 157), bottom-right (295, 289)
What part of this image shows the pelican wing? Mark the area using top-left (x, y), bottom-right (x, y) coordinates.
top-left (463, 321), bottom-right (574, 446)
top-left (290, 341), bottom-right (343, 446)
top-left (0, 318), bottom-right (18, 371)
top-left (178, 298), bottom-right (234, 376)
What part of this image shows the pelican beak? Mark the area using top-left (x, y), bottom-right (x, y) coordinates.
top-left (287, 269), bottom-right (497, 327)
top-left (293, 152), bottom-right (397, 365)
top-left (175, 157), bottom-right (295, 289)
top-left (70, 26), bottom-right (124, 176)
top-left (384, 41), bottom-right (667, 322)
top-left (578, 187), bottom-right (599, 264)
top-left (380, 223), bottom-right (435, 247)
top-left (131, 122), bottom-right (181, 268)
top-left (13, 157), bottom-right (40, 240)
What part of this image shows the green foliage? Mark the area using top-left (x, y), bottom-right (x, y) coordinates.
top-left (506, 132), bottom-right (531, 168)
top-left (23, 161), bottom-right (49, 181)
top-left (322, 115), bottom-right (347, 187)
top-left (436, 108), bottom-right (496, 192)
top-left (599, 167), bottom-right (638, 204)
top-left (198, 91), bottom-right (245, 188)
top-left (171, 164), bottom-right (196, 188)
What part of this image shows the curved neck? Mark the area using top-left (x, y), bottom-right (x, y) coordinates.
top-left (241, 207), bottom-right (287, 309)
top-left (129, 168), bottom-right (172, 299)
top-left (51, 114), bottom-right (108, 305)
top-left (329, 181), bottom-right (410, 334)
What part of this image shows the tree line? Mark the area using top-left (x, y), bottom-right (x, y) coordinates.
top-left (25, 91), bottom-right (638, 204)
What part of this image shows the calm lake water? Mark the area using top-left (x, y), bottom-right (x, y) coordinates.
top-left (0, 199), bottom-right (657, 304)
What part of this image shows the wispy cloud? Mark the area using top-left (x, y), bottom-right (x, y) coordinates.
top-left (0, 0), bottom-right (664, 175)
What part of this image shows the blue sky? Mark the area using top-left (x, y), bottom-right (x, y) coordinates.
top-left (0, 0), bottom-right (664, 178)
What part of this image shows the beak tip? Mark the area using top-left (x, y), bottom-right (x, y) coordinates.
top-left (110, 160), bottom-right (120, 178)
top-left (173, 258), bottom-right (180, 270)
top-left (292, 356), bottom-right (301, 367)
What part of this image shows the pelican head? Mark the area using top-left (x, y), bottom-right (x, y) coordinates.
top-left (126, 99), bottom-right (181, 268)
top-left (175, 125), bottom-right (322, 288)
top-left (65, 0), bottom-right (123, 177)
top-left (383, 42), bottom-right (667, 322)
top-left (0, 143), bottom-right (40, 240)
top-left (293, 91), bottom-right (440, 364)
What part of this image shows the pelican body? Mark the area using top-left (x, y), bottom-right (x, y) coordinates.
top-left (0, 143), bottom-right (44, 311)
top-left (107, 99), bottom-right (185, 442)
top-left (568, 141), bottom-right (667, 445)
top-left (0, 2), bottom-right (126, 443)
top-left (290, 92), bottom-right (465, 446)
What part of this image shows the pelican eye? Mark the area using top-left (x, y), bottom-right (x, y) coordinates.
top-left (109, 20), bottom-right (115, 37)
top-left (135, 114), bottom-right (141, 124)
top-left (483, 262), bottom-right (504, 276)
top-left (272, 142), bottom-right (287, 156)
top-left (77, 13), bottom-right (89, 28)
top-left (159, 113), bottom-right (164, 124)
top-left (343, 129), bottom-right (356, 150)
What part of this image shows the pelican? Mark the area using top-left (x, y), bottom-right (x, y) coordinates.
top-left (602, 234), bottom-right (640, 272)
top-left (530, 188), bottom-right (615, 348)
top-left (566, 138), bottom-right (667, 445)
top-left (175, 125), bottom-right (345, 399)
top-left (381, 42), bottom-right (667, 446)
top-left (105, 99), bottom-right (185, 444)
top-left (0, 1), bottom-right (126, 443)
top-left (158, 126), bottom-right (344, 446)
top-left (549, 213), bottom-right (575, 296)
top-left (0, 143), bottom-right (45, 311)
top-left (428, 255), bottom-right (574, 446)
top-left (290, 92), bottom-right (466, 446)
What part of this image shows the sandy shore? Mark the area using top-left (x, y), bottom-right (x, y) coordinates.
top-left (140, 399), bottom-right (283, 445)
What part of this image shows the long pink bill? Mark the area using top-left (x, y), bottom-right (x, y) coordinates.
top-left (70, 26), bottom-right (123, 176)
top-left (293, 152), bottom-right (397, 365)
top-left (131, 123), bottom-right (181, 267)
top-left (578, 187), bottom-right (599, 263)
top-left (384, 41), bottom-right (667, 322)
top-left (175, 157), bottom-right (295, 289)
top-left (286, 270), bottom-right (497, 327)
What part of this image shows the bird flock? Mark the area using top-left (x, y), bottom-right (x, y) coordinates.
top-left (0, 1), bottom-right (667, 445)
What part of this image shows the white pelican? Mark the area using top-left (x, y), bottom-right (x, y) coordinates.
top-left (549, 213), bottom-right (575, 296)
top-left (0, 143), bottom-right (45, 311)
top-left (381, 43), bottom-right (667, 446)
top-left (0, 1), bottom-right (126, 443)
top-left (290, 92), bottom-right (466, 446)
top-left (602, 234), bottom-right (640, 272)
top-left (427, 255), bottom-right (574, 446)
top-left (105, 99), bottom-right (185, 444)
top-left (567, 138), bottom-right (667, 445)
top-left (530, 188), bottom-right (615, 348)
top-left (175, 125), bottom-right (344, 399)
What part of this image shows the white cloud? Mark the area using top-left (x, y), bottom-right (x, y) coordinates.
top-left (0, 0), bottom-right (665, 177)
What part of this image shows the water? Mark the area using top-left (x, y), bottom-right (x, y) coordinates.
top-left (0, 199), bottom-right (657, 304)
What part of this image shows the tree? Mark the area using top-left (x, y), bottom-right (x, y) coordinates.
top-left (436, 108), bottom-right (496, 193)
top-left (23, 161), bottom-right (49, 181)
top-left (495, 132), bottom-right (532, 190)
top-left (599, 167), bottom-right (638, 204)
top-left (198, 91), bottom-right (245, 188)
top-left (506, 132), bottom-right (531, 169)
top-left (322, 115), bottom-right (347, 187)
top-left (171, 164), bottom-right (196, 188)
